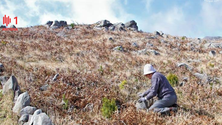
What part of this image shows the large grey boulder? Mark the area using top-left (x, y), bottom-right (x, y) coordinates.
top-left (29, 109), bottom-right (42, 125)
top-left (13, 92), bottom-right (31, 114)
top-left (96, 20), bottom-right (112, 27)
top-left (32, 113), bottom-right (54, 125)
top-left (30, 110), bottom-right (54, 125)
top-left (3, 75), bottom-right (20, 94)
top-left (125, 20), bottom-right (138, 31)
top-left (20, 106), bottom-right (37, 116)
top-left (0, 63), bottom-right (4, 72)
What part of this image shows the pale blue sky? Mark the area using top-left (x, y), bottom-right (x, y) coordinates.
top-left (0, 0), bottom-right (222, 38)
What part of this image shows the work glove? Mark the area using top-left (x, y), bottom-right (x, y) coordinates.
top-left (138, 97), bottom-right (147, 103)
top-left (137, 92), bottom-right (145, 98)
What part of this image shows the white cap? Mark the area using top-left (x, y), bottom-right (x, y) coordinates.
top-left (143, 64), bottom-right (156, 75)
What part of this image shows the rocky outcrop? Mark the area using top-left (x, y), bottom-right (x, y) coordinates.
top-left (1, 75), bottom-right (54, 125)
top-left (45, 20), bottom-right (67, 29)
top-left (125, 20), bottom-right (138, 31)
top-left (0, 25), bottom-right (6, 28)
top-left (95, 20), bottom-right (139, 31)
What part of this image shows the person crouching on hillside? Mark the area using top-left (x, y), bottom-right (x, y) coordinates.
top-left (138, 64), bottom-right (177, 113)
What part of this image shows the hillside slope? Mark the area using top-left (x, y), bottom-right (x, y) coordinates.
top-left (0, 24), bottom-right (222, 124)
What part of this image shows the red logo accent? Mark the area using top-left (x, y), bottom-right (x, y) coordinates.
top-left (3, 15), bottom-right (11, 26)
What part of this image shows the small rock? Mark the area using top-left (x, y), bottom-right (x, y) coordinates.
top-left (0, 63), bottom-right (4, 72)
top-left (68, 105), bottom-right (75, 113)
top-left (183, 77), bottom-right (188, 82)
top-left (13, 92), bottom-right (31, 114)
top-left (137, 49), bottom-right (148, 55)
top-left (83, 103), bottom-right (93, 112)
top-left (209, 50), bottom-right (216, 57)
top-left (0, 76), bottom-right (8, 86)
top-left (146, 36), bottom-right (156, 39)
top-left (148, 50), bottom-right (160, 55)
top-left (154, 31), bottom-right (161, 36)
top-left (40, 84), bottom-right (49, 91)
top-left (113, 46), bottom-right (124, 52)
top-left (132, 42), bottom-right (138, 47)
top-left (10, 25), bottom-right (16, 28)
top-left (160, 39), bottom-right (167, 43)
top-left (46, 21), bottom-right (53, 27)
top-left (20, 106), bottom-right (37, 116)
top-left (146, 43), bottom-right (153, 47)
top-left (52, 74), bottom-right (59, 81)
top-left (194, 73), bottom-right (209, 84)
top-left (177, 63), bottom-right (193, 71)
top-left (108, 37), bottom-right (114, 42)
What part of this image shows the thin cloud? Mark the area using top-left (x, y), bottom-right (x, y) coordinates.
top-left (0, 0), bottom-right (29, 27)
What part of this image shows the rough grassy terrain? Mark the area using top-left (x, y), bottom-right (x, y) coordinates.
top-left (0, 24), bottom-right (222, 125)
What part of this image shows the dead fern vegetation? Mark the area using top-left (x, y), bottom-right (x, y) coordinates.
top-left (0, 24), bottom-right (222, 125)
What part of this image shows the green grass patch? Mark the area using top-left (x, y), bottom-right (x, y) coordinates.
top-left (101, 97), bottom-right (117, 118)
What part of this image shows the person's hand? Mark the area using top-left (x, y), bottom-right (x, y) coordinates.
top-left (138, 97), bottom-right (147, 103)
top-left (138, 93), bottom-right (144, 98)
